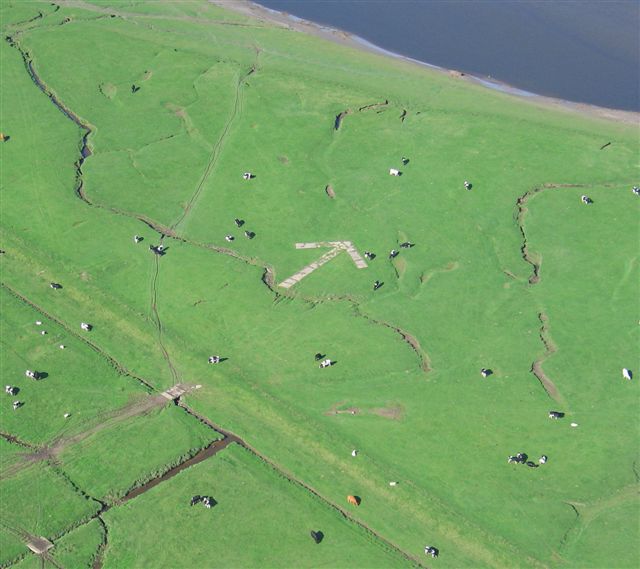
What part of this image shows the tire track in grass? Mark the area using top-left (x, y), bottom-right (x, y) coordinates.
top-left (148, 252), bottom-right (180, 386)
top-left (169, 52), bottom-right (260, 234)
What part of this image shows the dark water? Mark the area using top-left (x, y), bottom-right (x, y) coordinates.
top-left (258, 0), bottom-right (640, 112)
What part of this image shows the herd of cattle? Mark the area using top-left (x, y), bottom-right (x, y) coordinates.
top-left (6, 175), bottom-right (638, 562)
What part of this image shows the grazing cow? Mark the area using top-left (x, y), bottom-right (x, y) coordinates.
top-left (539, 455), bottom-right (548, 464)
top-left (225, 235), bottom-right (234, 242)
top-left (314, 353), bottom-right (324, 361)
top-left (64, 413), bottom-right (71, 418)
top-left (40, 330), bottom-right (47, 335)
top-left (242, 172), bottom-right (254, 180)
top-left (50, 282), bottom-right (62, 289)
top-left (400, 242), bottom-right (414, 249)
top-left (622, 368), bottom-right (632, 381)
top-left (480, 368), bottom-right (492, 378)
top-left (133, 235), bottom-right (142, 243)
top-left (234, 218), bottom-right (244, 227)
top-left (402, 157), bottom-right (409, 165)
top-left (190, 495), bottom-right (202, 506)
top-left (351, 449), bottom-right (358, 457)
top-left (581, 195), bottom-right (593, 204)
top-left (425, 546), bottom-right (439, 558)
top-left (526, 461), bottom-right (539, 468)
top-left (244, 231), bottom-right (255, 239)
top-left (36, 321), bottom-right (42, 326)
top-left (632, 186), bottom-right (639, 196)
top-left (5, 386), bottom-right (17, 396)
top-left (131, 84), bottom-right (140, 93)
top-left (60, 345), bottom-right (65, 350)
top-left (80, 322), bottom-right (92, 331)
top-left (464, 180), bottom-right (472, 190)
top-left (203, 497), bottom-right (212, 508)
top-left (347, 495), bottom-right (360, 506)
top-left (508, 452), bottom-right (527, 464)
top-left (208, 356), bottom-right (220, 364)
top-left (149, 245), bottom-right (165, 256)
top-left (389, 249), bottom-right (399, 259)
top-left (389, 168), bottom-right (400, 176)
top-left (549, 411), bottom-right (565, 419)
top-left (364, 251), bottom-right (376, 260)
top-left (319, 359), bottom-right (333, 369)
top-left (310, 530), bottom-right (323, 544)
top-left (389, 481), bottom-right (398, 486)
top-left (25, 370), bottom-right (39, 380)
top-left (373, 280), bottom-right (383, 291)
top-left (12, 401), bottom-right (22, 410)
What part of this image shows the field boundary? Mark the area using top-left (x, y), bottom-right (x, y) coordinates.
top-left (0, 282), bottom-right (156, 392)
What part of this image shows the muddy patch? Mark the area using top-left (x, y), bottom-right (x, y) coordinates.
top-left (370, 405), bottom-right (404, 420)
top-left (278, 155), bottom-right (289, 164)
top-left (98, 83), bottom-right (117, 100)
top-left (79, 270), bottom-right (91, 281)
top-left (324, 402), bottom-right (360, 416)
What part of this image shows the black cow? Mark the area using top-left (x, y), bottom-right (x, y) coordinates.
top-left (310, 530), bottom-right (324, 544)
top-left (549, 411), bottom-right (565, 419)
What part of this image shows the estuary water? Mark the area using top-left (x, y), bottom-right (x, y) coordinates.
top-left (257, 0), bottom-right (640, 112)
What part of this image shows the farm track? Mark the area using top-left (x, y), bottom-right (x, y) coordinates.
top-left (149, 253), bottom-right (181, 386)
top-left (1, 394), bottom-right (169, 479)
top-left (169, 54), bottom-right (259, 233)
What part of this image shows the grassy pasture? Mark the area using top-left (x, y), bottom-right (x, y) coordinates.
top-left (49, 517), bottom-right (105, 569)
top-left (0, 286), bottom-right (149, 447)
top-left (59, 405), bottom-right (220, 502)
top-left (1, 0), bottom-right (638, 567)
top-left (102, 443), bottom-right (413, 568)
top-left (0, 463), bottom-right (100, 565)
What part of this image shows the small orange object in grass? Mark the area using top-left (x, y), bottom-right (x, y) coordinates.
top-left (347, 495), bottom-right (361, 506)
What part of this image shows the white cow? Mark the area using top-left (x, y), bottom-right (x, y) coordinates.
top-left (622, 368), bottom-right (632, 380)
top-left (389, 168), bottom-right (400, 176)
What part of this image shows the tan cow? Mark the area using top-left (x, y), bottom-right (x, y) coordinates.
top-left (347, 495), bottom-right (360, 506)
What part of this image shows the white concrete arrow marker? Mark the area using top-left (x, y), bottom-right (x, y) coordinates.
top-left (278, 241), bottom-right (368, 289)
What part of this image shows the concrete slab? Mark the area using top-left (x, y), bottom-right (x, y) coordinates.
top-left (26, 536), bottom-right (53, 554)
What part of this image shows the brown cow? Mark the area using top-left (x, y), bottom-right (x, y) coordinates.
top-left (347, 495), bottom-right (361, 506)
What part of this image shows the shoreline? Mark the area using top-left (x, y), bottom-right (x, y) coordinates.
top-left (211, 0), bottom-right (639, 126)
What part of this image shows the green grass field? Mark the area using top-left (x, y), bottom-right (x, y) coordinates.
top-left (1, 0), bottom-right (638, 567)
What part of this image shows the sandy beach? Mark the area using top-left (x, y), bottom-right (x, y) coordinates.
top-left (211, 0), bottom-right (639, 126)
